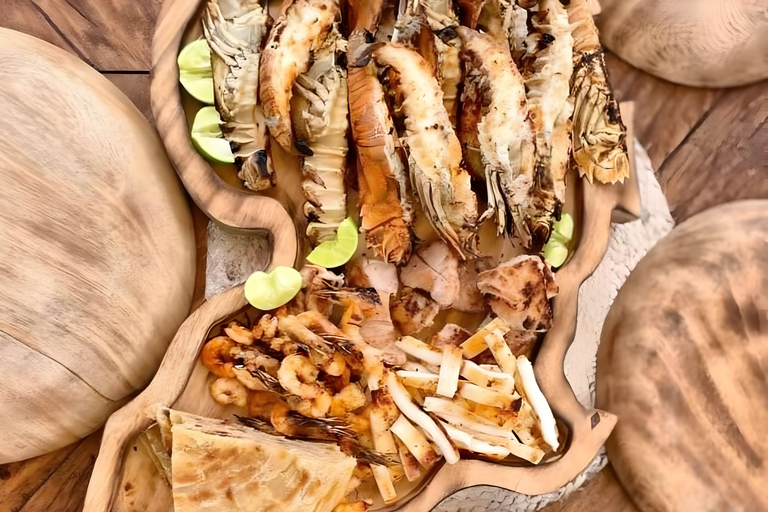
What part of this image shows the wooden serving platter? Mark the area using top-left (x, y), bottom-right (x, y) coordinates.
top-left (596, 200), bottom-right (768, 512)
top-left (0, 28), bottom-right (196, 464)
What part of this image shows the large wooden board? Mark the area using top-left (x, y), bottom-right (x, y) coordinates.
top-left (0, 28), bottom-right (196, 463)
top-left (596, 201), bottom-right (768, 512)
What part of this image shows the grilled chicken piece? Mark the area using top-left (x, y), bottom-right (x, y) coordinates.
top-left (390, 287), bottom-right (440, 335)
top-left (398, 240), bottom-right (460, 308)
top-left (259, 0), bottom-right (339, 154)
top-left (517, 0), bottom-right (574, 242)
top-left (476, 255), bottom-right (558, 332)
top-left (292, 23), bottom-right (350, 243)
top-left (458, 27), bottom-right (544, 249)
top-left (373, 43), bottom-right (478, 258)
top-left (566, 0), bottom-right (629, 184)
top-left (348, 3), bottom-right (413, 264)
top-left (430, 323), bottom-right (471, 350)
top-left (203, 0), bottom-right (274, 191)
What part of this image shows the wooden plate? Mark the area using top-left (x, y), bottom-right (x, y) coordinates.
top-left (596, 0), bottom-right (768, 87)
top-left (596, 200), bottom-right (768, 512)
top-left (0, 29), bottom-right (196, 463)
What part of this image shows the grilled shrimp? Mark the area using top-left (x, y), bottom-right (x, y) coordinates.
top-left (210, 377), bottom-right (249, 407)
top-left (293, 24), bottom-right (350, 244)
top-left (457, 27), bottom-right (541, 248)
top-left (277, 353), bottom-right (325, 399)
top-left (288, 391), bottom-right (333, 417)
top-left (373, 43), bottom-right (478, 258)
top-left (518, 0), bottom-right (574, 242)
top-left (200, 336), bottom-right (238, 378)
top-left (330, 383), bottom-right (368, 417)
top-left (259, 0), bottom-right (339, 154)
top-left (348, 11), bottom-right (413, 264)
top-left (224, 320), bottom-right (255, 345)
top-left (203, 0), bottom-right (274, 191)
top-left (566, 0), bottom-right (629, 184)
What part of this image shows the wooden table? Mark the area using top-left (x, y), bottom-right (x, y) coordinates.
top-left (0, 1), bottom-right (765, 511)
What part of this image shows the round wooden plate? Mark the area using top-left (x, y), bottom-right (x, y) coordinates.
top-left (597, 200), bottom-right (768, 512)
top-left (0, 29), bottom-right (197, 463)
top-left (597, 0), bottom-right (768, 87)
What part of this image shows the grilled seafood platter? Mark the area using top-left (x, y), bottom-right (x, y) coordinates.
top-left (88, 0), bottom-right (632, 510)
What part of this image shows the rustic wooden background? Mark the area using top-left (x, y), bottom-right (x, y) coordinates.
top-left (0, 1), bottom-right (765, 511)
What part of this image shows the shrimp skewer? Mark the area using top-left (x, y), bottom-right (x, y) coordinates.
top-left (373, 43), bottom-right (478, 258)
top-left (566, 0), bottom-right (629, 184)
top-left (348, 0), bottom-right (413, 264)
top-left (203, 0), bottom-right (274, 191)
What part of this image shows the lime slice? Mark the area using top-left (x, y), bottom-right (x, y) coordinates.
top-left (542, 213), bottom-right (574, 268)
top-left (244, 266), bottom-right (303, 311)
top-left (178, 39), bottom-right (214, 104)
top-left (191, 107), bottom-right (235, 163)
top-left (306, 217), bottom-right (359, 268)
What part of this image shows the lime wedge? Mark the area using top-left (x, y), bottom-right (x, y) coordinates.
top-left (306, 217), bottom-right (359, 268)
top-left (191, 107), bottom-right (235, 163)
top-left (542, 213), bottom-right (574, 268)
top-left (178, 39), bottom-right (214, 104)
top-left (244, 266), bottom-right (303, 311)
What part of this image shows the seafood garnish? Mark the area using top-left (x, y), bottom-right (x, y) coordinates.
top-left (203, 0), bottom-right (274, 190)
top-left (348, 3), bottom-right (413, 264)
top-left (293, 23), bottom-right (350, 243)
top-left (566, 0), bottom-right (629, 184)
top-left (259, 0), bottom-right (339, 154)
top-left (519, 0), bottom-right (574, 240)
top-left (457, 27), bottom-right (542, 248)
top-left (374, 43), bottom-right (478, 258)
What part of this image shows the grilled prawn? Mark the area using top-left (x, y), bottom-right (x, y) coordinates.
top-left (203, 0), bottom-right (274, 191)
top-left (373, 43), bottom-right (478, 258)
top-left (348, 6), bottom-right (413, 264)
top-left (518, 0), bottom-right (574, 239)
top-left (566, 0), bottom-right (629, 184)
top-left (259, 0), bottom-right (339, 154)
top-left (292, 24), bottom-right (350, 243)
top-left (457, 27), bottom-right (543, 249)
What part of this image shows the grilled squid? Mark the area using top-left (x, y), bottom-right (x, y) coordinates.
top-left (348, 4), bottom-right (413, 264)
top-left (457, 27), bottom-right (542, 249)
top-left (203, 0), bottom-right (274, 191)
top-left (259, 0), bottom-right (339, 155)
top-left (566, 0), bottom-right (629, 184)
top-left (518, 0), bottom-right (574, 240)
top-left (373, 43), bottom-right (478, 259)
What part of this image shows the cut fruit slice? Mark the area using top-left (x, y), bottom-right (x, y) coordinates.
top-left (306, 217), bottom-right (359, 268)
top-left (542, 213), bottom-right (574, 267)
top-left (244, 266), bottom-right (302, 311)
top-left (191, 107), bottom-right (235, 164)
top-left (178, 39), bottom-right (214, 104)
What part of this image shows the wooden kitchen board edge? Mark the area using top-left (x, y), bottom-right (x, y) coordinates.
top-left (657, 80), bottom-right (768, 222)
top-left (104, 74), bottom-right (153, 124)
top-left (0, 0), bottom-right (162, 71)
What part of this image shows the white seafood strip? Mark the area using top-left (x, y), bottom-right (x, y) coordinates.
top-left (437, 346), bottom-right (462, 397)
top-left (516, 356), bottom-right (559, 451)
top-left (390, 415), bottom-right (440, 468)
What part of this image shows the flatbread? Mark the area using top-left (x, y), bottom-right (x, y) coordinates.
top-left (160, 408), bottom-right (356, 512)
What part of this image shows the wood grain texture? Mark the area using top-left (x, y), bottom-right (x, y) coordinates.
top-left (0, 28), bottom-right (196, 463)
top-left (539, 465), bottom-right (639, 512)
top-left (597, 201), bottom-right (768, 512)
top-left (605, 52), bottom-right (724, 170)
top-left (597, 0), bottom-right (768, 87)
top-left (104, 73), bottom-right (153, 124)
top-left (657, 81), bottom-right (768, 222)
top-left (0, 0), bottom-right (162, 71)
top-left (151, 0), bottom-right (299, 269)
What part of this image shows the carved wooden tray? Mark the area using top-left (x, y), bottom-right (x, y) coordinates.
top-left (83, 0), bottom-right (642, 508)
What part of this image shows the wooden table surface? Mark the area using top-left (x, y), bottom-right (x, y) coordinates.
top-left (0, 1), bottom-right (765, 511)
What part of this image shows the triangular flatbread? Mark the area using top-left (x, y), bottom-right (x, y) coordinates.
top-left (159, 408), bottom-right (356, 512)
